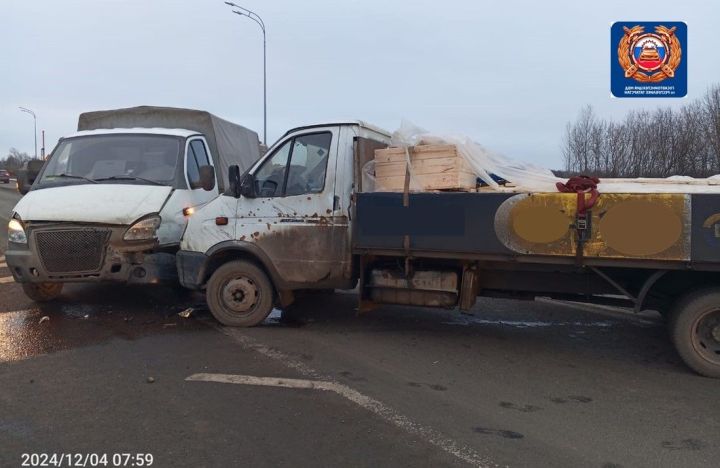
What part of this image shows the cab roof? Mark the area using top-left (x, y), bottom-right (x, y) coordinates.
top-left (63, 128), bottom-right (201, 139)
top-left (280, 120), bottom-right (391, 140)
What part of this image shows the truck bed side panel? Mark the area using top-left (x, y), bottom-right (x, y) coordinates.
top-left (354, 192), bottom-right (514, 254)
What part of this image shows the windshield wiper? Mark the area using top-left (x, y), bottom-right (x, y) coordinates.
top-left (48, 173), bottom-right (98, 184)
top-left (94, 175), bottom-right (164, 186)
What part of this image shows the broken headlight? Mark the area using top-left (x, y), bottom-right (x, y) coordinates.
top-left (8, 218), bottom-right (27, 244)
top-left (124, 215), bottom-right (161, 241)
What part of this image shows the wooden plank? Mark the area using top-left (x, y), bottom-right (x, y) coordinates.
top-left (374, 144), bottom-right (476, 191)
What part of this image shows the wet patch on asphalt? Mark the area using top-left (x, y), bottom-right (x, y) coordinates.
top-left (499, 401), bottom-right (543, 413)
top-left (549, 395), bottom-right (593, 404)
top-left (661, 438), bottom-right (706, 451)
top-left (472, 426), bottom-right (525, 439)
top-left (0, 284), bottom-right (209, 362)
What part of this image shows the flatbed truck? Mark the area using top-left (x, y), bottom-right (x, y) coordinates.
top-left (176, 121), bottom-right (720, 378)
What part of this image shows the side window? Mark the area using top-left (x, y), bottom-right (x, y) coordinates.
top-left (252, 132), bottom-right (332, 197)
top-left (186, 138), bottom-right (211, 189)
top-left (285, 133), bottom-right (332, 196)
top-left (190, 140), bottom-right (211, 166)
top-left (254, 140), bottom-right (291, 197)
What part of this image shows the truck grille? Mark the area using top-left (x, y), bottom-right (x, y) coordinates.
top-left (35, 229), bottom-right (110, 274)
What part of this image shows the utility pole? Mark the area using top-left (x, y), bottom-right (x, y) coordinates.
top-left (19, 107), bottom-right (38, 159)
top-left (223, 2), bottom-right (267, 145)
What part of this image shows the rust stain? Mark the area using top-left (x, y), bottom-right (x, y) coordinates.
top-left (250, 224), bottom-right (348, 285)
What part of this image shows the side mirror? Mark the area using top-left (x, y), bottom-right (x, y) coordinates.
top-left (240, 173), bottom-right (256, 198)
top-left (228, 165), bottom-right (241, 198)
top-left (198, 165), bottom-right (216, 191)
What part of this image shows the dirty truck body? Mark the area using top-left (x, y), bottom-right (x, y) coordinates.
top-left (177, 121), bottom-right (720, 378)
top-left (6, 106), bottom-right (260, 301)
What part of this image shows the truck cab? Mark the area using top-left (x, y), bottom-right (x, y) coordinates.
top-left (6, 106), bottom-right (259, 302)
top-left (177, 121), bottom-right (390, 325)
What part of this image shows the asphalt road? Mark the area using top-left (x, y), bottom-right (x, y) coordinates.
top-left (0, 183), bottom-right (718, 468)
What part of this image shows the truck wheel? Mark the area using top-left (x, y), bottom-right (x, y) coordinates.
top-left (206, 260), bottom-right (274, 327)
top-left (670, 288), bottom-right (720, 378)
top-left (22, 282), bottom-right (63, 302)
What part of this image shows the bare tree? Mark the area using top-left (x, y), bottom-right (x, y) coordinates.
top-left (1, 148), bottom-right (31, 173)
top-left (563, 85), bottom-right (720, 178)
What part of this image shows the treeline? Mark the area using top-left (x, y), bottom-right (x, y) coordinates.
top-left (1, 148), bottom-right (32, 173)
top-left (562, 85), bottom-right (720, 178)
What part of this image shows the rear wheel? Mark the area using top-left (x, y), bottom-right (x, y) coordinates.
top-left (206, 260), bottom-right (274, 327)
top-left (670, 288), bottom-right (720, 378)
top-left (22, 282), bottom-right (64, 302)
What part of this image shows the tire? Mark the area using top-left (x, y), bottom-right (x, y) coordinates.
top-left (206, 260), bottom-right (274, 327)
top-left (670, 288), bottom-right (720, 378)
top-left (22, 282), bottom-right (64, 302)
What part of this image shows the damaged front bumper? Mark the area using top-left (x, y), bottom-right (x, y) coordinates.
top-left (175, 250), bottom-right (208, 290)
top-left (5, 222), bottom-right (178, 284)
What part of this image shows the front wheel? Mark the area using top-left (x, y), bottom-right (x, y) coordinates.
top-left (670, 288), bottom-right (720, 378)
top-left (206, 260), bottom-right (274, 327)
top-left (22, 282), bottom-right (64, 302)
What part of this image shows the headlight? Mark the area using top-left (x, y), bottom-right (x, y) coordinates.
top-left (8, 218), bottom-right (27, 244)
top-left (124, 215), bottom-right (161, 241)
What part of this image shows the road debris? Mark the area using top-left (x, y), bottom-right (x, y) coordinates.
top-left (178, 308), bottom-right (193, 318)
top-left (38, 316), bottom-right (50, 324)
top-left (147, 376), bottom-right (155, 384)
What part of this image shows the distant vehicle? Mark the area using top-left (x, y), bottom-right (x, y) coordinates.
top-left (0, 169), bottom-right (10, 183)
top-left (16, 160), bottom-right (45, 194)
top-left (5, 106), bottom-right (260, 302)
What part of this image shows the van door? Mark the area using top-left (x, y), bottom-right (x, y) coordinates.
top-left (236, 126), bottom-right (350, 287)
top-left (157, 137), bottom-right (219, 245)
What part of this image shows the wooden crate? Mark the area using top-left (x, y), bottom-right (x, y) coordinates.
top-left (373, 144), bottom-right (477, 192)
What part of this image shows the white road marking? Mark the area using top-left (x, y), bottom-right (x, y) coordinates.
top-left (187, 373), bottom-right (337, 391)
top-left (209, 327), bottom-right (496, 468)
top-left (0, 276), bottom-right (15, 284)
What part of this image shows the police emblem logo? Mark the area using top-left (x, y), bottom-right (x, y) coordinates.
top-left (611, 21), bottom-right (687, 98)
top-left (618, 25), bottom-right (681, 83)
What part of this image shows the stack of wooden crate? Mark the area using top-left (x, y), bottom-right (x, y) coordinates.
top-left (373, 144), bottom-right (477, 192)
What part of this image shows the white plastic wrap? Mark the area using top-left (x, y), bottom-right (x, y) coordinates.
top-left (365, 120), bottom-right (720, 194)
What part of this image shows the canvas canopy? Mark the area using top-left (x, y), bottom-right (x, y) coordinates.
top-left (77, 106), bottom-right (260, 191)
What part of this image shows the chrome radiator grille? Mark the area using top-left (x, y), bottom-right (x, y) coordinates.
top-left (34, 229), bottom-right (110, 274)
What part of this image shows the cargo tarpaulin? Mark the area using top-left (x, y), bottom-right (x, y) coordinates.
top-left (363, 120), bottom-right (720, 194)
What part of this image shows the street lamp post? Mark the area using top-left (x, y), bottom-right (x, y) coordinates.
top-left (19, 107), bottom-right (38, 159)
top-left (223, 1), bottom-right (267, 145)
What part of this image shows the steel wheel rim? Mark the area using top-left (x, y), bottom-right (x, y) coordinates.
top-left (221, 276), bottom-right (259, 316)
top-left (691, 308), bottom-right (720, 365)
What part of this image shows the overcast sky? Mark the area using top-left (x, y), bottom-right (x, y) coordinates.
top-left (2, 0), bottom-right (718, 168)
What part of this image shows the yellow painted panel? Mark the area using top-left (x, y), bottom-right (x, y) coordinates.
top-left (495, 193), bottom-right (690, 261)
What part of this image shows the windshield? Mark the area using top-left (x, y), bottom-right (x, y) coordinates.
top-left (38, 134), bottom-right (182, 187)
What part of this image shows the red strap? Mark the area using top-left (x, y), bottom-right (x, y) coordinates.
top-left (556, 175), bottom-right (600, 214)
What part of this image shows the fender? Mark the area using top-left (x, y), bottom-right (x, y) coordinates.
top-left (205, 240), bottom-right (289, 290)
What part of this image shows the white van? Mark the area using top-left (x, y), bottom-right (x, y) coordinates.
top-left (6, 106), bottom-right (260, 301)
